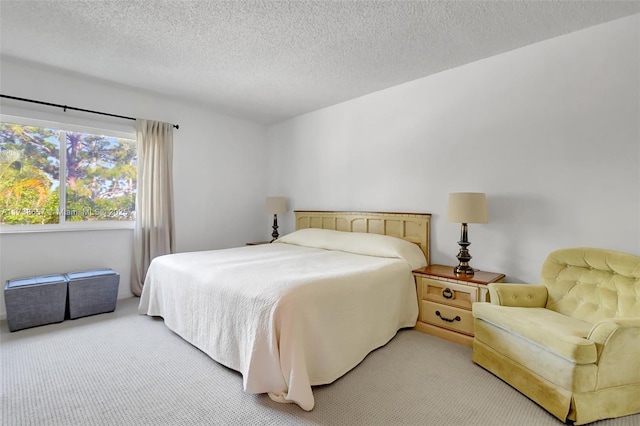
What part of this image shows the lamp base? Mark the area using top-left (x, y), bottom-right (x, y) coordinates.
top-left (453, 264), bottom-right (475, 276)
top-left (270, 214), bottom-right (279, 243)
top-left (454, 223), bottom-right (475, 276)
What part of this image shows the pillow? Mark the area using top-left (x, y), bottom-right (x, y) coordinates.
top-left (274, 228), bottom-right (427, 270)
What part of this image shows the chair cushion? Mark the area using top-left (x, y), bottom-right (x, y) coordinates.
top-left (473, 303), bottom-right (597, 364)
top-left (542, 248), bottom-right (640, 322)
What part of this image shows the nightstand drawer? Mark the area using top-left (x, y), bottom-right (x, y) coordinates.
top-left (420, 278), bottom-right (477, 310)
top-left (421, 301), bottom-right (474, 336)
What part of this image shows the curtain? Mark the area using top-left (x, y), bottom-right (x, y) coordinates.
top-left (131, 119), bottom-right (175, 296)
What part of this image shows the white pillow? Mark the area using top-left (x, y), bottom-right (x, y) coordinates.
top-left (275, 228), bottom-right (427, 270)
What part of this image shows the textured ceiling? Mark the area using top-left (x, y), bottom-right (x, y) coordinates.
top-left (1, 1), bottom-right (638, 124)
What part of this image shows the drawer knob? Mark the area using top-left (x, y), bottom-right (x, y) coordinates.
top-left (436, 310), bottom-right (461, 323)
top-left (442, 288), bottom-right (454, 299)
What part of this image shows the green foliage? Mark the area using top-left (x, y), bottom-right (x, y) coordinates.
top-left (0, 122), bottom-right (136, 225)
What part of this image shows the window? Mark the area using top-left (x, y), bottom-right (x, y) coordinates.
top-left (0, 118), bottom-right (136, 228)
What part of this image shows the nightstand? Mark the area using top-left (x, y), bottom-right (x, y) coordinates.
top-left (413, 264), bottom-right (505, 347)
top-left (246, 241), bottom-right (271, 246)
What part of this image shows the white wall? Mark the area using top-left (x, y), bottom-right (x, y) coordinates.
top-left (2, 14), bottom-right (638, 321)
top-left (0, 57), bottom-right (268, 318)
top-left (266, 15), bottom-right (640, 283)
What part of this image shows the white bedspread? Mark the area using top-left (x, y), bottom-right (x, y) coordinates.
top-left (139, 238), bottom-right (420, 410)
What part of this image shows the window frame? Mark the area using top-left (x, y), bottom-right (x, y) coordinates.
top-left (0, 114), bottom-right (137, 234)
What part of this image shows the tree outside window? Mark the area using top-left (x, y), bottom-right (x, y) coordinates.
top-left (0, 121), bottom-right (136, 225)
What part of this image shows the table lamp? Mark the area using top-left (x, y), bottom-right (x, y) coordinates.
top-left (447, 192), bottom-right (488, 276)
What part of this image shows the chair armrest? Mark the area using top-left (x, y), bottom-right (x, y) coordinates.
top-left (588, 318), bottom-right (640, 350)
top-left (487, 283), bottom-right (548, 307)
top-left (587, 318), bottom-right (640, 388)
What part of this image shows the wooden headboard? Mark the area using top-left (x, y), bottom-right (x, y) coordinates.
top-left (294, 211), bottom-right (431, 265)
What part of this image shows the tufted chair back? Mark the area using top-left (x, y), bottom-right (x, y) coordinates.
top-left (541, 247), bottom-right (640, 324)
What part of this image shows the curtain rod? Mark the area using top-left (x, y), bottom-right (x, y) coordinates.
top-left (0, 94), bottom-right (179, 129)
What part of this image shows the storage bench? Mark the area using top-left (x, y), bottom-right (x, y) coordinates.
top-left (66, 269), bottom-right (120, 319)
top-left (4, 274), bottom-right (68, 332)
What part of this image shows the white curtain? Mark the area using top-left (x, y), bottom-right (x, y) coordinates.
top-left (131, 119), bottom-right (175, 296)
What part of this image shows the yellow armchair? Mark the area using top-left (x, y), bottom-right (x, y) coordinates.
top-left (472, 248), bottom-right (640, 425)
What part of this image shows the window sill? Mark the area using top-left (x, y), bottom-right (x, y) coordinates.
top-left (0, 221), bottom-right (135, 234)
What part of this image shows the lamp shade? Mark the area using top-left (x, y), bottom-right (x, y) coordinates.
top-left (266, 196), bottom-right (287, 214)
top-left (447, 192), bottom-right (488, 224)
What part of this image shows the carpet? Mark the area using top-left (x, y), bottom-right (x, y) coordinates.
top-left (1, 298), bottom-right (638, 425)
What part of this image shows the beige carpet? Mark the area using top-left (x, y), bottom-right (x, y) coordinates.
top-left (1, 297), bottom-right (638, 426)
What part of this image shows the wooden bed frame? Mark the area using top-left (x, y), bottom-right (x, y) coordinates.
top-left (294, 211), bottom-right (431, 265)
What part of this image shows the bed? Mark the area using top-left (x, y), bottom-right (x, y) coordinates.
top-left (138, 211), bottom-right (431, 410)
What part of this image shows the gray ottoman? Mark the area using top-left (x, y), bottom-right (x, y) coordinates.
top-left (4, 274), bottom-right (68, 332)
top-left (66, 269), bottom-right (119, 319)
